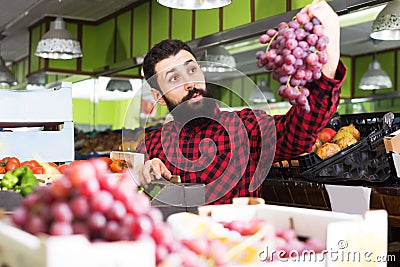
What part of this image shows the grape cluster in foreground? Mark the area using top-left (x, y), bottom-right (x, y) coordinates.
top-left (11, 159), bottom-right (191, 266)
top-left (256, 12), bottom-right (329, 112)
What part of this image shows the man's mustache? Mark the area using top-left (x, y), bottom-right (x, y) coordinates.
top-left (181, 88), bottom-right (207, 102)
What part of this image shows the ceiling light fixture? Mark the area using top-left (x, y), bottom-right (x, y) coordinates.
top-left (249, 79), bottom-right (275, 103)
top-left (35, 17), bottom-right (82, 59)
top-left (359, 39), bottom-right (392, 90)
top-left (359, 58), bottom-right (392, 90)
top-left (200, 46), bottom-right (236, 72)
top-left (157, 0), bottom-right (231, 10)
top-left (370, 0), bottom-right (400, 40)
top-left (106, 79), bottom-right (133, 92)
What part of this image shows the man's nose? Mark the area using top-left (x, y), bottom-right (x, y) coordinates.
top-left (183, 79), bottom-right (195, 91)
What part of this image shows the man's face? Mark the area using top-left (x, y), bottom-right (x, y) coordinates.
top-left (153, 50), bottom-right (214, 123)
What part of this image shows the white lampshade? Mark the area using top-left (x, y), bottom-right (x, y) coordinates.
top-left (106, 79), bottom-right (132, 92)
top-left (157, 0), bottom-right (231, 10)
top-left (359, 59), bottom-right (392, 90)
top-left (35, 17), bottom-right (82, 59)
top-left (370, 0), bottom-right (400, 40)
top-left (200, 46), bottom-right (236, 72)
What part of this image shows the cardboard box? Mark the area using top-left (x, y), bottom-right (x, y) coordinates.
top-left (170, 203), bottom-right (387, 266)
top-left (384, 128), bottom-right (400, 153)
top-left (0, 221), bottom-right (155, 267)
top-left (110, 151), bottom-right (144, 172)
top-left (384, 129), bottom-right (400, 177)
top-left (147, 180), bottom-right (205, 220)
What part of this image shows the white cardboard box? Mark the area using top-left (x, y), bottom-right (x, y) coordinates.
top-left (0, 221), bottom-right (155, 267)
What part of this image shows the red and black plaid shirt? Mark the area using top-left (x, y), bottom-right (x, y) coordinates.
top-left (136, 61), bottom-right (346, 204)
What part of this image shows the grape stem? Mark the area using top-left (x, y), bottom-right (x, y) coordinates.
top-left (286, 75), bottom-right (292, 88)
top-left (265, 32), bottom-right (279, 53)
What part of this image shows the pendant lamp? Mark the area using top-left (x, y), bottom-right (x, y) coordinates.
top-left (200, 46), bottom-right (236, 72)
top-left (106, 79), bottom-right (133, 92)
top-left (157, 0), bottom-right (231, 10)
top-left (35, 17), bottom-right (82, 59)
top-left (370, 0), bottom-right (400, 40)
top-left (359, 56), bottom-right (392, 90)
top-left (359, 39), bottom-right (392, 90)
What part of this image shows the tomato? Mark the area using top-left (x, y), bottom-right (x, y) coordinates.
top-left (58, 164), bottom-right (69, 174)
top-left (21, 160), bottom-right (41, 170)
top-left (30, 160), bottom-right (41, 168)
top-left (109, 160), bottom-right (128, 173)
top-left (46, 162), bottom-right (58, 168)
top-left (0, 157), bottom-right (10, 167)
top-left (0, 166), bottom-right (5, 174)
top-left (98, 157), bottom-right (113, 166)
top-left (5, 157), bottom-right (21, 172)
top-left (32, 166), bottom-right (45, 174)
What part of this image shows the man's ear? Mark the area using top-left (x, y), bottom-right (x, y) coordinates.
top-left (150, 88), bottom-right (166, 106)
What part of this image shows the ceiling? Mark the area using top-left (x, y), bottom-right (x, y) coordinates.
top-left (0, 0), bottom-right (400, 69)
top-left (0, 0), bottom-right (140, 62)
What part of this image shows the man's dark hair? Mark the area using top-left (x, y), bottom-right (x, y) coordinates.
top-left (142, 39), bottom-right (194, 90)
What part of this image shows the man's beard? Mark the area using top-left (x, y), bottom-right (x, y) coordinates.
top-left (163, 88), bottom-right (215, 127)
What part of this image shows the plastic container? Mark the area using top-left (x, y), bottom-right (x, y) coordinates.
top-left (268, 112), bottom-right (400, 183)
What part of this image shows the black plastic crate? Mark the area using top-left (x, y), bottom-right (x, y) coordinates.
top-left (268, 112), bottom-right (400, 183)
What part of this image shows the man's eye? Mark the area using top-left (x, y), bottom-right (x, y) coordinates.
top-left (169, 75), bottom-right (178, 82)
top-left (189, 67), bottom-right (197, 73)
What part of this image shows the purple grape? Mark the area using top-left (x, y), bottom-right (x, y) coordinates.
top-left (312, 17), bottom-right (321, 25)
top-left (259, 34), bottom-right (271, 44)
top-left (306, 34), bottom-right (318, 46)
top-left (303, 22), bottom-right (314, 32)
top-left (295, 28), bottom-right (306, 41)
top-left (267, 29), bottom-right (277, 37)
top-left (285, 39), bottom-right (298, 50)
top-left (288, 20), bottom-right (300, 30)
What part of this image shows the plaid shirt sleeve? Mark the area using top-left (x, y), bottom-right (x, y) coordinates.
top-left (273, 60), bottom-right (347, 162)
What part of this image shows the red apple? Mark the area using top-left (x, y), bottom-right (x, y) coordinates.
top-left (317, 128), bottom-right (336, 143)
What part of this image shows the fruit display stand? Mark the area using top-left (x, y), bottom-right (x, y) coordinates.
top-left (0, 83), bottom-right (74, 163)
top-left (0, 220), bottom-right (155, 267)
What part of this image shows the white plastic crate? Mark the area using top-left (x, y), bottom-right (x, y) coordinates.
top-left (0, 83), bottom-right (74, 162)
top-left (0, 221), bottom-right (155, 267)
top-left (0, 121), bottom-right (74, 162)
top-left (174, 203), bottom-right (388, 266)
top-left (0, 83), bottom-right (72, 122)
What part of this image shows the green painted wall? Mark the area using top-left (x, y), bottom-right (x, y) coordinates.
top-left (151, 0), bottom-right (170, 47)
top-left (195, 9), bottom-right (219, 38)
top-left (255, 0), bottom-right (286, 20)
top-left (133, 2), bottom-right (150, 58)
top-left (223, 1), bottom-right (251, 30)
top-left (171, 9), bottom-right (192, 41)
top-left (116, 11), bottom-right (132, 62)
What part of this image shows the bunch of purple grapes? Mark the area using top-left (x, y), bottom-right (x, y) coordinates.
top-left (256, 12), bottom-right (329, 113)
